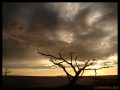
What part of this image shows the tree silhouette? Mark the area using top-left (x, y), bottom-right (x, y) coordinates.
top-left (38, 51), bottom-right (96, 86)
top-left (4, 68), bottom-right (10, 77)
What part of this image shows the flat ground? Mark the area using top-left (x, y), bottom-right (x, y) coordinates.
top-left (2, 75), bottom-right (119, 88)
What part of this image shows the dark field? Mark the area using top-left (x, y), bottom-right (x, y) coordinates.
top-left (2, 75), bottom-right (119, 89)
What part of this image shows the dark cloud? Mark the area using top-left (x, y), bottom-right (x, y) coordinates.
top-left (3, 33), bottom-right (30, 61)
top-left (28, 6), bottom-right (59, 32)
top-left (2, 3), bottom-right (117, 69)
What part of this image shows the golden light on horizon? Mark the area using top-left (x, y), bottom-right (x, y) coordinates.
top-left (2, 65), bottom-right (117, 76)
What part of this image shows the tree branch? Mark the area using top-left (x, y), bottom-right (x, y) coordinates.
top-left (38, 51), bottom-right (77, 73)
top-left (59, 52), bottom-right (63, 59)
top-left (81, 60), bottom-right (90, 70)
top-left (77, 59), bottom-right (94, 76)
top-left (81, 69), bottom-right (84, 77)
top-left (49, 58), bottom-right (73, 81)
top-left (74, 56), bottom-right (79, 70)
top-left (58, 52), bottom-right (77, 73)
top-left (38, 51), bottom-right (61, 60)
top-left (58, 52), bottom-right (71, 65)
top-left (89, 58), bottom-right (95, 65)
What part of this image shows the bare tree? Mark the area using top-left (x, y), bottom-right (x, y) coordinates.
top-left (38, 51), bottom-right (96, 86)
top-left (4, 68), bottom-right (10, 77)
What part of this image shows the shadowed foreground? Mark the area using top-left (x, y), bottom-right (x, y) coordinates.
top-left (3, 75), bottom-right (118, 89)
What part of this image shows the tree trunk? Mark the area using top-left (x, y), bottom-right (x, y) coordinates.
top-left (68, 70), bottom-right (82, 87)
top-left (5, 72), bottom-right (7, 77)
top-left (68, 74), bottom-right (80, 86)
top-left (69, 77), bottom-right (78, 86)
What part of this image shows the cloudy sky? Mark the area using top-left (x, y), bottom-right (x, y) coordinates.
top-left (2, 2), bottom-right (118, 76)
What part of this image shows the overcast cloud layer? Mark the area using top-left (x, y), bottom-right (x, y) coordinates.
top-left (2, 3), bottom-right (117, 69)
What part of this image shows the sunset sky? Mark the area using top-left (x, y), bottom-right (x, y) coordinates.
top-left (2, 2), bottom-right (118, 76)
